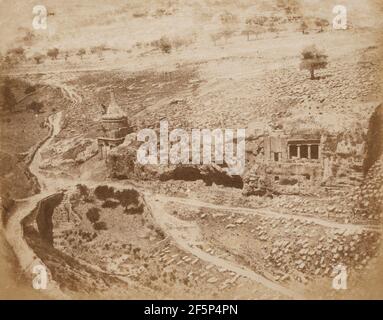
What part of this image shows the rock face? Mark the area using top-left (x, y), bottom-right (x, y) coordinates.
top-left (363, 103), bottom-right (383, 175)
top-left (243, 123), bottom-right (370, 196)
top-left (107, 134), bottom-right (243, 188)
top-left (39, 136), bottom-right (99, 169)
top-left (353, 158), bottom-right (383, 219)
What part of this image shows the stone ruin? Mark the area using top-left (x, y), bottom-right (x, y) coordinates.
top-left (243, 129), bottom-right (365, 196)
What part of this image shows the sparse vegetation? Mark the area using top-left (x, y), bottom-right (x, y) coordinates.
top-left (7, 47), bottom-right (25, 60)
top-left (243, 16), bottom-right (267, 41)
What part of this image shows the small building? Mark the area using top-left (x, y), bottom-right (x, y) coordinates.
top-left (262, 131), bottom-right (323, 187)
top-left (97, 92), bottom-right (132, 160)
top-left (244, 131), bottom-right (324, 196)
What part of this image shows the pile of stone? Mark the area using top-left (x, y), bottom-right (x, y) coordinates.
top-left (351, 159), bottom-right (383, 222)
top-left (265, 228), bottom-right (380, 280)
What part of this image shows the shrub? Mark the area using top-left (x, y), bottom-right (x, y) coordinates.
top-left (7, 47), bottom-right (25, 58)
top-left (280, 178), bottom-right (298, 185)
top-left (90, 45), bottom-right (109, 57)
top-left (315, 18), bottom-right (329, 32)
top-left (158, 37), bottom-right (172, 54)
top-left (126, 203), bottom-right (144, 215)
top-left (24, 85), bottom-right (36, 94)
top-left (132, 11), bottom-right (147, 18)
top-left (77, 184), bottom-right (89, 196)
top-left (115, 189), bottom-right (140, 212)
top-left (93, 221), bottom-right (107, 230)
top-left (47, 48), bottom-right (59, 60)
top-left (94, 185), bottom-right (115, 200)
top-left (77, 48), bottom-right (86, 59)
top-left (26, 101), bottom-right (44, 113)
top-left (101, 199), bottom-right (120, 209)
top-left (86, 207), bottom-right (100, 223)
top-left (76, 184), bottom-right (93, 202)
top-left (33, 53), bottom-right (45, 64)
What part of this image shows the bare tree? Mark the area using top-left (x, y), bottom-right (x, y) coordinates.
top-left (299, 45), bottom-right (328, 80)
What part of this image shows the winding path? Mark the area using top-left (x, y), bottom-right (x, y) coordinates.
top-left (4, 112), bottom-right (67, 298)
top-left (158, 195), bottom-right (381, 233)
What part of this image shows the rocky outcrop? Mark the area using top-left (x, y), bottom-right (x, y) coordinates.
top-left (363, 103), bottom-right (383, 175)
top-left (107, 134), bottom-right (243, 188)
top-left (39, 136), bottom-right (98, 169)
top-left (34, 193), bottom-right (64, 246)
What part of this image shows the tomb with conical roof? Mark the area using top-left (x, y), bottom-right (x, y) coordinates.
top-left (97, 92), bottom-right (132, 160)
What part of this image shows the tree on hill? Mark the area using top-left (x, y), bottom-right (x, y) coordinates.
top-left (33, 53), bottom-right (45, 64)
top-left (47, 48), bottom-right (59, 60)
top-left (243, 16), bottom-right (267, 41)
top-left (315, 18), bottom-right (329, 32)
top-left (299, 45), bottom-right (328, 80)
top-left (115, 189), bottom-right (140, 213)
top-left (300, 20), bottom-right (308, 34)
top-left (219, 11), bottom-right (238, 25)
top-left (77, 48), bottom-right (86, 60)
top-left (7, 47), bottom-right (25, 58)
top-left (159, 37), bottom-right (172, 54)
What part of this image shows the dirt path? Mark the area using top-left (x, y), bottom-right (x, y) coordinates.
top-left (145, 194), bottom-right (303, 299)
top-left (157, 195), bottom-right (381, 233)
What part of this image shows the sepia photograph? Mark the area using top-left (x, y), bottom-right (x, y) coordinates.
top-left (0, 0), bottom-right (382, 304)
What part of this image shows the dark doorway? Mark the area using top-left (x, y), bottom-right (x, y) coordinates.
top-left (289, 145), bottom-right (298, 159)
top-left (311, 145), bottom-right (319, 159)
top-left (301, 145), bottom-right (308, 158)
